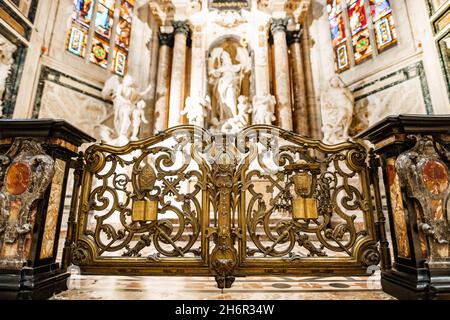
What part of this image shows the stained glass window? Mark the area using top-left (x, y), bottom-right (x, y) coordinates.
top-left (348, 0), bottom-right (372, 63)
top-left (327, 0), bottom-right (350, 72)
top-left (327, 0), bottom-right (397, 72)
top-left (66, 0), bottom-right (134, 76)
top-left (369, 0), bottom-right (397, 52)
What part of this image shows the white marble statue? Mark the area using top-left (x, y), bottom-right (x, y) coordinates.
top-left (0, 36), bottom-right (17, 117)
top-left (252, 94), bottom-right (276, 125)
top-left (102, 75), bottom-right (152, 143)
top-left (220, 96), bottom-right (252, 134)
top-left (95, 124), bottom-right (116, 144)
top-left (182, 96), bottom-right (211, 127)
top-left (209, 47), bottom-right (251, 126)
top-left (320, 76), bottom-right (354, 144)
top-left (131, 100), bottom-right (149, 141)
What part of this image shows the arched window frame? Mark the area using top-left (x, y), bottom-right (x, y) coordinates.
top-left (65, 0), bottom-right (134, 76)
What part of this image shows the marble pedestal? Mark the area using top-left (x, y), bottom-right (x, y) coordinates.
top-left (358, 115), bottom-right (450, 300)
top-left (0, 119), bottom-right (94, 299)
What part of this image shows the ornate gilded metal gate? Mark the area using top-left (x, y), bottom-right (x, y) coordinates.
top-left (67, 125), bottom-right (384, 288)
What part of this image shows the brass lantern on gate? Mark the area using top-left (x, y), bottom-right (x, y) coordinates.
top-left (286, 161), bottom-right (320, 220)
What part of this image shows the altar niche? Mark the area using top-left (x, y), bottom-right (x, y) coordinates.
top-left (206, 37), bottom-right (254, 134)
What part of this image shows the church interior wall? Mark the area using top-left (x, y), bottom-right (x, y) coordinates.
top-left (309, 0), bottom-right (450, 137)
top-left (0, 0), bottom-right (448, 143)
top-left (0, 0), bottom-right (35, 119)
top-left (4, 0), bottom-right (157, 141)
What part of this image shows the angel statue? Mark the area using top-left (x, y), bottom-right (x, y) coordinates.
top-left (253, 94), bottom-right (276, 125)
top-left (102, 75), bottom-right (152, 143)
top-left (182, 96), bottom-right (211, 127)
top-left (208, 46), bottom-right (251, 124)
top-left (320, 76), bottom-right (354, 144)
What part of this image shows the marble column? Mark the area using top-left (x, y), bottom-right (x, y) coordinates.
top-left (270, 19), bottom-right (293, 131)
top-left (189, 24), bottom-right (205, 100)
top-left (301, 18), bottom-right (321, 139)
top-left (254, 24), bottom-right (271, 98)
top-left (168, 21), bottom-right (190, 128)
top-left (154, 32), bottom-right (174, 133)
top-left (145, 18), bottom-right (160, 136)
top-left (288, 30), bottom-right (309, 136)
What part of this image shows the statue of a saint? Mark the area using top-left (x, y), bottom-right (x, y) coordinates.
top-left (208, 46), bottom-right (251, 128)
top-left (320, 76), bottom-right (354, 144)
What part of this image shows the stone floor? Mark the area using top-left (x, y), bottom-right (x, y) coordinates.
top-left (51, 275), bottom-right (395, 300)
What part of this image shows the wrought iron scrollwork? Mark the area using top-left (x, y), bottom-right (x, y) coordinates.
top-left (72, 125), bottom-right (379, 288)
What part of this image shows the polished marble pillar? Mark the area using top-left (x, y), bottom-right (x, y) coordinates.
top-left (254, 24), bottom-right (271, 98)
top-left (143, 19), bottom-right (160, 137)
top-left (154, 32), bottom-right (174, 133)
top-left (288, 30), bottom-right (309, 136)
top-left (189, 24), bottom-right (205, 100)
top-left (168, 21), bottom-right (190, 128)
top-left (270, 19), bottom-right (293, 131)
top-left (301, 19), bottom-right (320, 139)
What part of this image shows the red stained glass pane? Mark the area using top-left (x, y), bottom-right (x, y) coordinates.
top-left (348, 0), bottom-right (368, 35)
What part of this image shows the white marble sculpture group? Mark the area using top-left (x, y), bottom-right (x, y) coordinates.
top-left (102, 53), bottom-right (355, 144)
top-left (102, 75), bottom-right (151, 144)
top-left (182, 47), bottom-right (278, 134)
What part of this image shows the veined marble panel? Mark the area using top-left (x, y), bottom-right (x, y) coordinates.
top-left (386, 158), bottom-right (411, 259)
top-left (40, 158), bottom-right (66, 260)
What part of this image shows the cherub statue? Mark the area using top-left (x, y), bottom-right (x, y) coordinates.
top-left (252, 94), bottom-right (276, 125)
top-left (220, 96), bottom-right (252, 134)
top-left (131, 100), bottom-right (148, 140)
top-left (182, 96), bottom-right (211, 127)
top-left (235, 95), bottom-right (252, 127)
top-left (320, 76), bottom-right (354, 144)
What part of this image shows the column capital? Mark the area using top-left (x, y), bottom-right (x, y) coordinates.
top-left (270, 18), bottom-right (289, 35)
top-left (173, 20), bottom-right (191, 36)
top-left (287, 29), bottom-right (303, 45)
top-left (158, 32), bottom-right (174, 48)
